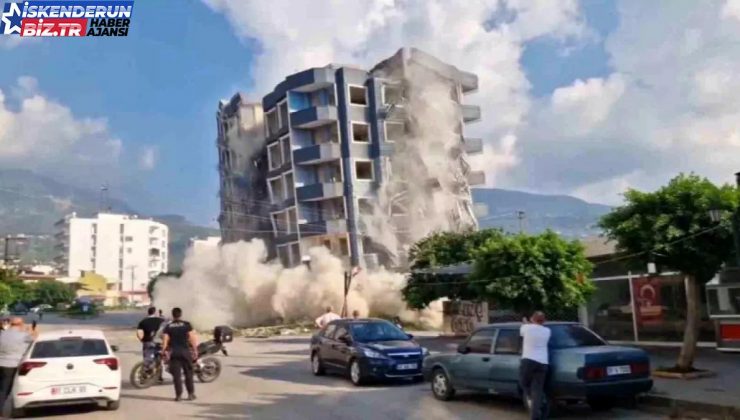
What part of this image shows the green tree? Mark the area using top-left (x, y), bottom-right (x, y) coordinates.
top-left (471, 230), bottom-right (594, 314)
top-left (403, 229), bottom-right (504, 309)
top-left (0, 283), bottom-right (14, 309)
top-left (31, 281), bottom-right (76, 306)
top-left (599, 173), bottom-right (738, 371)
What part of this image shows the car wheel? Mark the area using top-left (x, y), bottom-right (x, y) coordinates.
top-left (311, 352), bottom-right (325, 376)
top-left (349, 359), bottom-right (365, 386)
top-left (107, 400), bottom-right (120, 411)
top-left (431, 368), bottom-right (455, 401)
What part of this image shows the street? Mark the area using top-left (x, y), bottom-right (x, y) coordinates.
top-left (12, 312), bottom-right (663, 419)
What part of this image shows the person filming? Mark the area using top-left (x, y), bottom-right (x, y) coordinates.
top-left (520, 311), bottom-right (551, 420)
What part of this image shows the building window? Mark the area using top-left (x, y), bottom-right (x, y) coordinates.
top-left (127, 248), bottom-right (132, 254)
top-left (355, 161), bottom-right (374, 181)
top-left (349, 85), bottom-right (367, 106)
top-left (339, 237), bottom-right (349, 256)
top-left (268, 142), bottom-right (282, 170)
top-left (125, 236), bottom-right (133, 242)
top-left (269, 177), bottom-right (284, 204)
top-left (290, 243), bottom-right (300, 265)
top-left (271, 213), bottom-right (281, 235)
top-left (284, 172), bottom-right (294, 200)
top-left (277, 246), bottom-right (290, 267)
top-left (279, 101), bottom-right (289, 129)
top-left (384, 121), bottom-right (405, 142)
top-left (383, 85), bottom-right (403, 105)
top-left (281, 135), bottom-right (292, 165)
top-left (351, 123), bottom-right (369, 142)
top-left (287, 208), bottom-right (297, 234)
top-left (358, 198), bottom-right (374, 215)
top-left (265, 108), bottom-right (279, 137)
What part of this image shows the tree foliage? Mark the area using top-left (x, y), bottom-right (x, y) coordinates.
top-left (403, 229), bottom-right (594, 314)
top-left (147, 271), bottom-right (181, 299)
top-left (0, 283), bottom-right (14, 308)
top-left (31, 281), bottom-right (75, 306)
top-left (403, 229), bottom-right (504, 309)
top-left (600, 173), bottom-right (737, 282)
top-left (599, 173), bottom-right (739, 370)
top-left (471, 230), bottom-right (594, 314)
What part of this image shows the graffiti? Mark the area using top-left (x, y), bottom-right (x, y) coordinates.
top-left (443, 300), bottom-right (489, 335)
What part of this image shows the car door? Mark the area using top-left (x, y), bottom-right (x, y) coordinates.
top-left (317, 323), bottom-right (338, 366)
top-left (454, 329), bottom-right (496, 390)
top-left (489, 328), bottom-right (522, 396)
top-left (330, 323), bottom-right (353, 369)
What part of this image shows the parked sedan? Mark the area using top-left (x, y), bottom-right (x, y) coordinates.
top-left (422, 322), bottom-right (652, 412)
top-left (10, 329), bottom-right (121, 417)
top-left (310, 318), bottom-right (429, 385)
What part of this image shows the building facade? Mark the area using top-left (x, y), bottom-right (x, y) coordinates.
top-left (218, 48), bottom-right (483, 269)
top-left (54, 212), bottom-right (168, 300)
top-left (216, 93), bottom-right (275, 256)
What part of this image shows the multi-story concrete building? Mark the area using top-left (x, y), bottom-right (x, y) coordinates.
top-left (216, 93), bottom-right (274, 256)
top-left (54, 212), bottom-right (168, 301)
top-left (217, 47), bottom-right (483, 269)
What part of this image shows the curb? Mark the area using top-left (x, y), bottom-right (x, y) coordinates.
top-left (641, 394), bottom-right (740, 420)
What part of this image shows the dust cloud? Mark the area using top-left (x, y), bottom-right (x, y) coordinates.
top-left (152, 239), bottom-right (444, 330)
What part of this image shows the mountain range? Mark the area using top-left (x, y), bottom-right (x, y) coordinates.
top-left (0, 169), bottom-right (218, 270)
top-left (0, 169), bottom-right (612, 270)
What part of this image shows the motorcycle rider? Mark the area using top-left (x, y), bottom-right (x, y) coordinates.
top-left (162, 307), bottom-right (198, 402)
top-left (136, 307), bottom-right (165, 382)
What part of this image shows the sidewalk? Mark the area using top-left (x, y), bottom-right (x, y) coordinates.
top-left (642, 347), bottom-right (740, 419)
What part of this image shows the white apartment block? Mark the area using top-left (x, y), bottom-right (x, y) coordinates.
top-left (55, 213), bottom-right (169, 297)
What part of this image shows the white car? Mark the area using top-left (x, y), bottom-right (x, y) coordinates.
top-left (10, 329), bottom-right (121, 418)
top-left (29, 304), bottom-right (53, 314)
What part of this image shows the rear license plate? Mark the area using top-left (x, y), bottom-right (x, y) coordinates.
top-left (606, 365), bottom-right (631, 376)
top-left (397, 363), bottom-right (417, 370)
top-left (51, 385), bottom-right (86, 396)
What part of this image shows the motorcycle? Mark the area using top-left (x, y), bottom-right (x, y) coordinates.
top-left (129, 340), bottom-right (227, 389)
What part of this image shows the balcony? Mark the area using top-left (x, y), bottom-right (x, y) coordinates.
top-left (460, 71), bottom-right (478, 93)
top-left (296, 182), bottom-right (344, 202)
top-left (300, 219), bottom-right (348, 237)
top-left (291, 106), bottom-right (337, 129)
top-left (294, 143), bottom-right (342, 166)
top-left (464, 137), bottom-right (483, 154)
top-left (461, 104), bottom-right (481, 123)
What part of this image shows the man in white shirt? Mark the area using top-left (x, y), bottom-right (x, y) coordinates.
top-left (520, 311), bottom-right (551, 420)
top-left (315, 306), bottom-right (340, 329)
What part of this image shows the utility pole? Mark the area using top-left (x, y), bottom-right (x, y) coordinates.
top-left (733, 172), bottom-right (740, 267)
top-left (517, 211), bottom-right (526, 234)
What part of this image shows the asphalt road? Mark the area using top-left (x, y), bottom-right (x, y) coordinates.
top-left (6, 312), bottom-right (664, 419)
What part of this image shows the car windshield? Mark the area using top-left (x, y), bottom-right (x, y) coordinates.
top-left (31, 338), bottom-right (109, 358)
top-left (548, 325), bottom-right (606, 349)
top-left (350, 321), bottom-right (409, 343)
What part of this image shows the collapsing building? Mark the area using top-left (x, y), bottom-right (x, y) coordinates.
top-left (216, 48), bottom-right (483, 269)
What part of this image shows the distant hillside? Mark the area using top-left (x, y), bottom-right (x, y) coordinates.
top-left (472, 188), bottom-right (612, 238)
top-left (0, 169), bottom-right (133, 234)
top-left (0, 169), bottom-right (217, 271)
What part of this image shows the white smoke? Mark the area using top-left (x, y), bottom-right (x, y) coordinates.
top-left (361, 62), bottom-right (478, 263)
top-left (152, 239), bottom-right (443, 330)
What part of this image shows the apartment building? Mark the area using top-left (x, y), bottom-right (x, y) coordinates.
top-left (54, 212), bottom-right (168, 300)
top-left (216, 93), bottom-right (275, 256)
top-left (217, 47), bottom-right (483, 269)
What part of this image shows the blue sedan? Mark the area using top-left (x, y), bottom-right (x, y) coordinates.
top-left (422, 322), bottom-right (652, 412)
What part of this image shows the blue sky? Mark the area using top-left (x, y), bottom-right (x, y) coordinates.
top-left (5, 0), bottom-right (700, 227)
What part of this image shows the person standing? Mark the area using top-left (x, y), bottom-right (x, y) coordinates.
top-left (520, 311), bottom-right (551, 420)
top-left (0, 318), bottom-right (35, 411)
top-left (162, 307), bottom-right (197, 402)
top-left (137, 307), bottom-right (165, 381)
top-left (315, 306), bottom-right (340, 328)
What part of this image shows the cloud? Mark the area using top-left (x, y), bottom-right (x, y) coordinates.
top-left (138, 146), bottom-right (157, 171)
top-left (201, 0), bottom-right (588, 187)
top-left (0, 77), bottom-right (123, 185)
top-left (505, 1), bottom-right (740, 202)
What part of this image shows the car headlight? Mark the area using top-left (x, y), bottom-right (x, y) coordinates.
top-left (421, 347), bottom-right (430, 357)
top-left (362, 348), bottom-right (387, 359)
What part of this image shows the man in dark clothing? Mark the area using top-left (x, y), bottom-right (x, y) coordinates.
top-left (162, 307), bottom-right (198, 401)
top-left (137, 307), bottom-right (165, 381)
